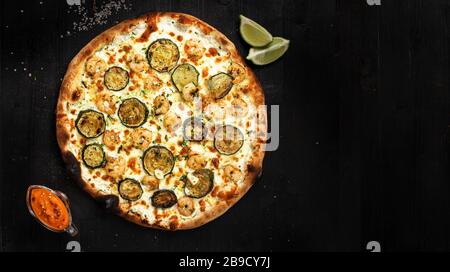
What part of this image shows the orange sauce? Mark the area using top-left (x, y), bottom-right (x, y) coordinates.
top-left (30, 188), bottom-right (70, 231)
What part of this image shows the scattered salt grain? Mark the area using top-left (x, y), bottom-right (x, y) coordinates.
top-left (68, 0), bottom-right (132, 33)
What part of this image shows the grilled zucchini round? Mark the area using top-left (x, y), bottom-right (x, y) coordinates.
top-left (208, 72), bottom-right (233, 99)
top-left (171, 63), bottom-right (199, 92)
top-left (151, 189), bottom-right (177, 208)
top-left (118, 178), bottom-right (143, 201)
top-left (75, 110), bottom-right (106, 138)
top-left (184, 169), bottom-right (214, 198)
top-left (118, 98), bottom-right (148, 128)
top-left (104, 66), bottom-right (129, 91)
top-left (142, 146), bottom-right (175, 177)
top-left (147, 39), bottom-right (180, 72)
top-left (214, 125), bottom-right (244, 155)
top-left (82, 143), bottom-right (106, 169)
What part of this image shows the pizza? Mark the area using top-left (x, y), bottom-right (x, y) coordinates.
top-left (56, 12), bottom-right (266, 230)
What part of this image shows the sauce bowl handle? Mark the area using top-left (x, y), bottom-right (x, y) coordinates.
top-left (66, 223), bottom-right (79, 237)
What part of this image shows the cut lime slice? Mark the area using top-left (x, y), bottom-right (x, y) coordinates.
top-left (239, 15), bottom-right (273, 47)
top-left (246, 37), bottom-right (290, 65)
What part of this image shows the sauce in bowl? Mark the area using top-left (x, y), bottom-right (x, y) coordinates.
top-left (26, 185), bottom-right (78, 236)
top-left (29, 188), bottom-right (70, 231)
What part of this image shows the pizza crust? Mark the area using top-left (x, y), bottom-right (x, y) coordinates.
top-left (56, 12), bottom-right (266, 230)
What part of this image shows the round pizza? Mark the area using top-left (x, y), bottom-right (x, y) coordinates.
top-left (56, 12), bottom-right (266, 230)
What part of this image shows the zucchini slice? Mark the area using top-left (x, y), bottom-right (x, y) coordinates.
top-left (184, 169), bottom-right (214, 198)
top-left (118, 178), bottom-right (143, 201)
top-left (214, 125), bottom-right (244, 155)
top-left (75, 110), bottom-right (106, 138)
top-left (171, 63), bottom-right (199, 92)
top-left (182, 117), bottom-right (206, 142)
top-left (82, 143), bottom-right (105, 169)
top-left (147, 39), bottom-right (180, 72)
top-left (104, 66), bottom-right (129, 91)
top-left (118, 98), bottom-right (148, 128)
top-left (208, 72), bottom-right (233, 99)
top-left (142, 146), bottom-right (175, 176)
top-left (151, 189), bottom-right (177, 208)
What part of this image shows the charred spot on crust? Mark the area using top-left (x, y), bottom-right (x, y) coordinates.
top-left (198, 24), bottom-right (213, 35)
top-left (97, 194), bottom-right (120, 213)
top-left (82, 49), bottom-right (93, 60)
top-left (247, 164), bottom-right (262, 184)
top-left (62, 151), bottom-right (86, 189)
top-left (219, 37), bottom-right (229, 46)
top-left (71, 89), bottom-right (82, 102)
top-left (56, 125), bottom-right (70, 146)
top-left (169, 220), bottom-right (179, 230)
top-left (56, 113), bottom-right (66, 119)
top-left (177, 15), bottom-right (193, 25)
top-left (247, 164), bottom-right (257, 173)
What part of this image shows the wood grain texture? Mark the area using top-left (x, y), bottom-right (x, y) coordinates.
top-left (1, 0), bottom-right (449, 251)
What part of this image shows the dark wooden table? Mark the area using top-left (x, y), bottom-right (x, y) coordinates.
top-left (1, 0), bottom-right (449, 252)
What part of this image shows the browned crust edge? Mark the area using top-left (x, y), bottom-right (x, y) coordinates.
top-left (56, 12), bottom-right (267, 231)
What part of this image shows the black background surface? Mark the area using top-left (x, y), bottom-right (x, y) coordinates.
top-left (1, 0), bottom-right (449, 252)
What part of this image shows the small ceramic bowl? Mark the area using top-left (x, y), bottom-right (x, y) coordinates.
top-left (26, 185), bottom-right (78, 236)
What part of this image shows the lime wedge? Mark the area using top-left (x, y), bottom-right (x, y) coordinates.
top-left (239, 15), bottom-right (273, 47)
top-left (246, 37), bottom-right (290, 65)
